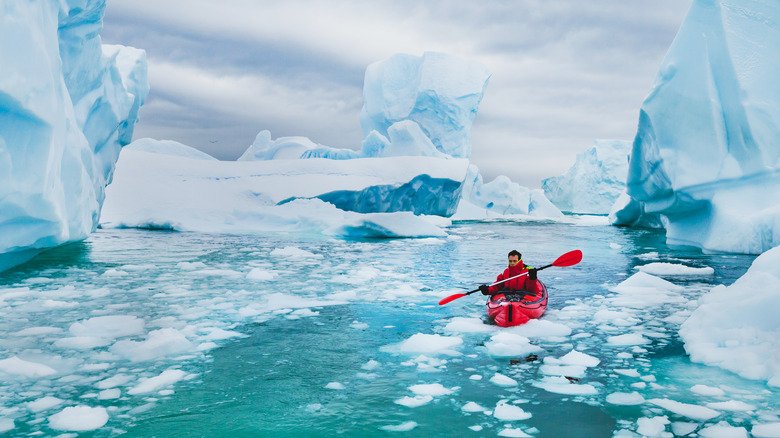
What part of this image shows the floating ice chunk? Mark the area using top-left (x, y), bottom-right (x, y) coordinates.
top-left (350, 321), bottom-right (369, 330)
top-left (54, 337), bottom-right (111, 350)
top-left (48, 406), bottom-right (108, 431)
top-left (706, 401), bottom-right (756, 411)
top-left (379, 421), bottom-right (418, 432)
top-left (361, 360), bottom-right (380, 371)
top-left (606, 392), bottom-right (645, 406)
top-left (556, 350), bottom-right (600, 367)
top-left (498, 428), bottom-right (532, 437)
top-left (26, 396), bottom-right (63, 413)
top-left (493, 400), bottom-right (532, 421)
top-left (442, 317), bottom-right (497, 334)
top-left (505, 319), bottom-right (572, 338)
top-left (647, 398), bottom-right (720, 421)
top-left (0, 418), bottom-right (12, 433)
top-left (636, 416), bottom-right (670, 437)
top-left (532, 376), bottom-right (598, 395)
top-left (752, 422), bottom-right (780, 438)
top-left (698, 421), bottom-right (747, 438)
top-left (70, 315), bottom-right (145, 339)
top-left (594, 309), bottom-right (634, 322)
top-left (109, 328), bottom-right (194, 362)
top-left (635, 263), bottom-right (714, 276)
top-left (98, 389), bottom-right (120, 400)
top-left (671, 422), bottom-right (698, 437)
top-left (394, 395), bottom-right (433, 408)
top-left (469, 425), bottom-right (483, 432)
top-left (607, 333), bottom-right (650, 346)
top-left (201, 327), bottom-right (247, 341)
top-left (0, 356), bottom-right (56, 378)
top-left (397, 333), bottom-right (463, 356)
top-left (12, 326), bottom-right (62, 336)
top-left (469, 375), bottom-right (482, 381)
top-left (539, 365), bottom-right (587, 378)
top-left (246, 268), bottom-right (277, 281)
top-left (485, 332), bottom-right (542, 358)
top-left (128, 369), bottom-right (189, 395)
top-left (325, 382), bottom-right (345, 390)
top-left (96, 374), bottom-right (133, 389)
top-left (270, 247), bottom-right (323, 259)
top-left (489, 373), bottom-right (518, 387)
top-left (608, 272), bottom-right (686, 308)
top-left (614, 369), bottom-right (641, 378)
top-left (461, 401), bottom-right (488, 413)
top-left (408, 383), bottom-right (454, 396)
top-left (690, 384), bottom-right (726, 396)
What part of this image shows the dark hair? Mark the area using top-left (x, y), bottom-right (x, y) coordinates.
top-left (508, 250), bottom-right (521, 259)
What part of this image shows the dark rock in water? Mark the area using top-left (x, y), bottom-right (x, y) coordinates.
top-left (564, 376), bottom-right (580, 383)
top-left (510, 354), bottom-right (538, 365)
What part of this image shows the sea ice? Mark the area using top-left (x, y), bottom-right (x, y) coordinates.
top-left (0, 356), bottom-right (57, 378)
top-left (396, 333), bottom-right (463, 356)
top-left (48, 406), bottom-right (109, 431)
top-left (26, 396), bottom-right (64, 413)
top-left (493, 400), bottom-right (532, 421)
top-left (485, 332), bottom-right (542, 358)
top-left (408, 383), bottom-right (454, 396)
top-left (606, 392), bottom-right (646, 406)
top-left (635, 263), bottom-right (714, 276)
top-left (461, 401), bottom-right (488, 413)
top-left (379, 421), bottom-right (418, 432)
top-left (127, 369), bottom-right (189, 395)
top-left (109, 328), bottom-right (195, 362)
top-left (394, 395), bottom-right (433, 408)
top-left (691, 384), bottom-right (726, 396)
top-left (698, 421), bottom-right (748, 438)
top-left (647, 398), bottom-right (720, 421)
top-left (497, 428), bottom-right (532, 438)
top-left (532, 376), bottom-right (598, 395)
top-left (489, 373), bottom-right (518, 387)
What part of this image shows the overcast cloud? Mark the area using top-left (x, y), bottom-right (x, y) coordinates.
top-left (102, 0), bottom-right (692, 188)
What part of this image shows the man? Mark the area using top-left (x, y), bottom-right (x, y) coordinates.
top-left (479, 250), bottom-right (538, 296)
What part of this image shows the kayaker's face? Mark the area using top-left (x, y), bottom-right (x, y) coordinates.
top-left (508, 255), bottom-right (520, 267)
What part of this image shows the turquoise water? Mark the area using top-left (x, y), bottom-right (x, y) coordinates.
top-left (0, 219), bottom-right (775, 437)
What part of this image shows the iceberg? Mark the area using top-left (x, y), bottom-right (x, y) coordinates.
top-left (360, 52), bottom-right (491, 159)
top-left (0, 0), bottom-right (148, 271)
top-left (680, 244), bottom-right (780, 386)
top-left (100, 141), bottom-right (467, 237)
top-left (543, 140), bottom-right (630, 214)
top-left (611, 0), bottom-right (780, 254)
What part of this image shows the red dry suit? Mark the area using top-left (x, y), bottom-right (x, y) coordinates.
top-left (487, 262), bottom-right (540, 298)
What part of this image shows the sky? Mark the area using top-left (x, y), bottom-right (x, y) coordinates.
top-left (102, 0), bottom-right (693, 188)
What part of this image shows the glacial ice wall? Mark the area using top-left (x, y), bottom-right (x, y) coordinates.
top-left (543, 140), bottom-right (630, 215)
top-left (612, 0), bottom-right (780, 254)
top-left (0, 0), bottom-right (148, 271)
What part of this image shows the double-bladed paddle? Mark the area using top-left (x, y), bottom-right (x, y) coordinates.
top-left (438, 249), bottom-right (583, 305)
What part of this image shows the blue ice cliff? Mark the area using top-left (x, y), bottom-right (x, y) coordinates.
top-left (611, 0), bottom-right (780, 254)
top-left (0, 0), bottom-right (149, 271)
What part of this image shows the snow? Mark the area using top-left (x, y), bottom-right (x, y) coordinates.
top-left (680, 245), bottom-right (780, 386)
top-left (542, 140), bottom-right (630, 214)
top-left (48, 405), bottom-right (109, 431)
top-left (0, 0), bottom-right (147, 272)
top-left (612, 0), bottom-right (780, 254)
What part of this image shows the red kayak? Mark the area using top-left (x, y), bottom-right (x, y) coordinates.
top-left (486, 280), bottom-right (548, 327)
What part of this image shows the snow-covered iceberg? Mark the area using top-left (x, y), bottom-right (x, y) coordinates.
top-left (543, 140), bottom-right (630, 214)
top-left (0, 0), bottom-right (148, 271)
top-left (680, 244), bottom-right (780, 387)
top-left (611, 0), bottom-right (780, 254)
top-left (100, 141), bottom-right (467, 237)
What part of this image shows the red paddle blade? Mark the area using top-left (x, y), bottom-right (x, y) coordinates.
top-left (552, 250), bottom-right (582, 267)
top-left (438, 293), bottom-right (467, 305)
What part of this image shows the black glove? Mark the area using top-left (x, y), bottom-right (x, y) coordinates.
top-left (479, 284), bottom-right (490, 295)
top-left (528, 268), bottom-right (537, 280)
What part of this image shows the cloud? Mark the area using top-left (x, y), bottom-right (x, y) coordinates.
top-left (102, 0), bottom-right (692, 187)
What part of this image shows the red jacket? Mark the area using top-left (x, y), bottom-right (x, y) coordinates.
top-left (488, 263), bottom-right (538, 296)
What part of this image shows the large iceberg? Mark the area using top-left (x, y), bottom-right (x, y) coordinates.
top-left (0, 0), bottom-right (148, 271)
top-left (100, 140), bottom-right (467, 238)
top-left (611, 0), bottom-right (780, 254)
top-left (542, 140), bottom-right (630, 215)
